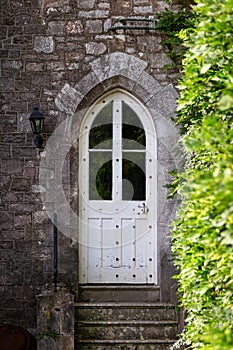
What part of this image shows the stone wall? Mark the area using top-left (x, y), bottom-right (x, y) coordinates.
top-left (0, 0), bottom-right (180, 330)
top-left (37, 290), bottom-right (74, 350)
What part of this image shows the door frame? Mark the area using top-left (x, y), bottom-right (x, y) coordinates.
top-left (78, 88), bottom-right (158, 284)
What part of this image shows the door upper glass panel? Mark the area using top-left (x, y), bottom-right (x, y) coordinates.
top-left (89, 151), bottom-right (112, 200)
top-left (122, 152), bottom-right (146, 200)
top-left (89, 101), bottom-right (113, 149)
top-left (122, 101), bottom-right (146, 150)
top-left (88, 97), bottom-right (146, 201)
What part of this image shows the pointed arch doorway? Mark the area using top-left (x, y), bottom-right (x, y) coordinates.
top-left (79, 90), bottom-right (157, 285)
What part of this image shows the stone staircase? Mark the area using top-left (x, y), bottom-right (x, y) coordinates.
top-left (75, 286), bottom-right (178, 350)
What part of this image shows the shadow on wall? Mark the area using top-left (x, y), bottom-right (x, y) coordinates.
top-left (0, 324), bottom-right (37, 350)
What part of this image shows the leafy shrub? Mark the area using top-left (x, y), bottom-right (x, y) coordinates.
top-left (172, 0), bottom-right (233, 348)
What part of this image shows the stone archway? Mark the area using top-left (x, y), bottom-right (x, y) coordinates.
top-left (53, 51), bottom-right (180, 299)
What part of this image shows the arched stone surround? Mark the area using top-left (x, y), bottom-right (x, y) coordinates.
top-left (54, 52), bottom-right (181, 301)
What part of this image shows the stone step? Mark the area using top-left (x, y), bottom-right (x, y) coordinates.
top-left (75, 302), bottom-right (177, 322)
top-left (76, 320), bottom-right (178, 341)
top-left (75, 297), bottom-right (178, 350)
top-left (79, 284), bottom-right (160, 302)
top-left (75, 339), bottom-right (176, 350)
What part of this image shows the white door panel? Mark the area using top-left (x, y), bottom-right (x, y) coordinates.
top-left (79, 90), bottom-right (157, 284)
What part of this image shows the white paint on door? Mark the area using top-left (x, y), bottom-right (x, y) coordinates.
top-left (79, 90), bottom-right (157, 284)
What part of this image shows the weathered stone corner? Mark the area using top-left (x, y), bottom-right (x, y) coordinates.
top-left (37, 290), bottom-right (74, 350)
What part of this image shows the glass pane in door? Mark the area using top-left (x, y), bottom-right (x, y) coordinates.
top-left (122, 101), bottom-right (146, 150)
top-left (89, 151), bottom-right (112, 200)
top-left (122, 152), bottom-right (146, 201)
top-left (89, 101), bottom-right (113, 200)
top-left (89, 101), bottom-right (113, 149)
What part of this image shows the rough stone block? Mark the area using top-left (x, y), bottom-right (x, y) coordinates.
top-left (86, 42), bottom-right (107, 55)
top-left (89, 52), bottom-right (147, 83)
top-left (23, 166), bottom-right (37, 179)
top-left (0, 241), bottom-right (14, 250)
top-left (0, 212), bottom-right (14, 229)
top-left (79, 10), bottom-right (109, 18)
top-left (2, 60), bottom-right (23, 70)
top-left (32, 211), bottom-right (48, 224)
top-left (11, 178), bottom-right (31, 191)
top-left (15, 214), bottom-right (32, 227)
top-left (133, 5), bottom-right (153, 14)
top-left (13, 35), bottom-right (33, 48)
top-left (37, 291), bottom-right (74, 350)
top-left (44, 0), bottom-right (72, 14)
top-left (66, 62), bottom-right (80, 71)
top-left (1, 192), bottom-right (19, 203)
top-left (66, 21), bottom-right (83, 35)
top-left (48, 21), bottom-right (65, 35)
top-left (25, 62), bottom-right (44, 71)
top-left (98, 2), bottom-right (110, 9)
top-left (48, 62), bottom-right (65, 72)
top-left (64, 50), bottom-right (84, 62)
top-left (0, 175), bottom-right (11, 190)
top-left (0, 115), bottom-right (17, 130)
top-left (24, 24), bottom-right (46, 35)
top-left (150, 52), bottom-right (173, 69)
top-left (31, 72), bottom-right (52, 89)
top-left (78, 0), bottom-right (95, 8)
top-left (55, 83), bottom-right (83, 114)
top-left (104, 18), bottom-right (111, 32)
top-left (86, 19), bottom-right (102, 33)
top-left (112, 0), bottom-right (132, 15)
top-left (134, 71), bottom-right (162, 101)
top-left (8, 50), bottom-right (21, 59)
top-left (0, 77), bottom-right (15, 91)
top-left (12, 146), bottom-right (34, 158)
top-left (0, 144), bottom-right (11, 158)
top-left (134, 0), bottom-right (150, 4)
top-left (10, 202), bottom-right (39, 213)
top-left (31, 184), bottom-right (46, 193)
top-left (75, 71), bottom-right (100, 97)
top-left (34, 36), bottom-right (54, 54)
top-left (17, 113), bottom-right (32, 132)
top-left (1, 159), bottom-right (23, 174)
top-left (150, 84), bottom-right (179, 118)
top-left (155, 1), bottom-right (170, 11)
top-left (0, 265), bottom-right (5, 284)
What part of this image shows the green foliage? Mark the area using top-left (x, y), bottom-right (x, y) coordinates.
top-left (171, 0), bottom-right (233, 348)
top-left (156, 8), bottom-right (196, 70)
top-left (173, 118), bottom-right (233, 348)
top-left (176, 0), bottom-right (233, 132)
top-left (36, 330), bottom-right (59, 341)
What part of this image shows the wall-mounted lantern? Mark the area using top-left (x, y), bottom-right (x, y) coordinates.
top-left (29, 107), bottom-right (45, 148)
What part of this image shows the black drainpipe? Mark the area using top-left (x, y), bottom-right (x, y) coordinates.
top-left (53, 213), bottom-right (58, 292)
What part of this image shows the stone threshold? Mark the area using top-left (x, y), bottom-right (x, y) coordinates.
top-left (77, 339), bottom-right (176, 344)
top-left (79, 284), bottom-right (160, 302)
top-left (75, 302), bottom-right (174, 307)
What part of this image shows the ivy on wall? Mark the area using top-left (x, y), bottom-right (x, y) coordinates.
top-left (171, 0), bottom-right (233, 348)
top-left (156, 7), bottom-right (195, 71)
top-left (154, 0), bottom-right (195, 71)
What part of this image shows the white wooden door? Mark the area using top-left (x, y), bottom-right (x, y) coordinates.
top-left (79, 90), bottom-right (157, 284)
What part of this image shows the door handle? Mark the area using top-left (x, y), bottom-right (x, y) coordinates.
top-left (138, 203), bottom-right (149, 214)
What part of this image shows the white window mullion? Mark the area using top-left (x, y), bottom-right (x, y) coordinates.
top-left (112, 98), bottom-right (122, 201)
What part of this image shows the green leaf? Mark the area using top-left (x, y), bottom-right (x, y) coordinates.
top-left (200, 63), bottom-right (212, 74)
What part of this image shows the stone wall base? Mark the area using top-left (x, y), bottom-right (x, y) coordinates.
top-left (37, 290), bottom-right (74, 350)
